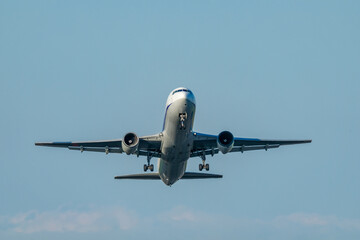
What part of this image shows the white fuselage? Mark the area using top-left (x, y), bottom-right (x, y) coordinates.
top-left (158, 88), bottom-right (196, 185)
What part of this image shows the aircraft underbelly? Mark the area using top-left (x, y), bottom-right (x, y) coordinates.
top-left (159, 98), bottom-right (195, 185)
top-left (159, 159), bottom-right (187, 185)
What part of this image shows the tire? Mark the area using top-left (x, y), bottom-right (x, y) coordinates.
top-left (150, 164), bottom-right (154, 172)
top-left (144, 164), bottom-right (148, 172)
top-left (199, 164), bottom-right (203, 171)
top-left (205, 164), bottom-right (210, 171)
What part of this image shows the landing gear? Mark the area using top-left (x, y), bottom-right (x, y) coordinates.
top-left (149, 164), bottom-right (154, 171)
top-left (198, 152), bottom-right (210, 171)
top-left (143, 164), bottom-right (154, 172)
top-left (199, 163), bottom-right (209, 171)
top-left (179, 113), bottom-right (187, 130)
top-left (143, 152), bottom-right (154, 172)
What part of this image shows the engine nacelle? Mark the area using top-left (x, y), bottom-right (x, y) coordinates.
top-left (122, 132), bottom-right (139, 155)
top-left (217, 131), bottom-right (234, 154)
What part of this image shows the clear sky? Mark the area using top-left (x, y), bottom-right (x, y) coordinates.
top-left (1, 0), bottom-right (359, 239)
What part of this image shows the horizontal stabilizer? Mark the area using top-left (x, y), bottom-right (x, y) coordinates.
top-left (115, 173), bottom-right (160, 180)
top-left (181, 172), bottom-right (223, 179)
top-left (114, 172), bottom-right (223, 180)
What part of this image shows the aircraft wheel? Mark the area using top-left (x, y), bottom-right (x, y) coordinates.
top-left (199, 164), bottom-right (203, 171)
top-left (205, 164), bottom-right (210, 171)
top-left (149, 164), bottom-right (154, 172)
top-left (143, 164), bottom-right (148, 172)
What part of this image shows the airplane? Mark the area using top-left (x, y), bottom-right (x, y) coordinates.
top-left (35, 87), bottom-right (311, 186)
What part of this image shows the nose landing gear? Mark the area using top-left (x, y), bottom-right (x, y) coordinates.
top-left (179, 113), bottom-right (187, 130)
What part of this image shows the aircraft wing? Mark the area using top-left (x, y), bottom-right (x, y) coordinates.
top-left (35, 134), bottom-right (162, 157)
top-left (191, 132), bottom-right (311, 158)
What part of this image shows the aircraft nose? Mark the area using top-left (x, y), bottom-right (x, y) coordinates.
top-left (177, 91), bottom-right (188, 98)
top-left (181, 91), bottom-right (196, 105)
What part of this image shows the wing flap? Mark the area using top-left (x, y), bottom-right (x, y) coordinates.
top-left (35, 140), bottom-right (122, 148)
top-left (190, 149), bottom-right (220, 158)
top-left (231, 144), bottom-right (280, 152)
top-left (137, 150), bottom-right (162, 158)
top-left (68, 146), bottom-right (122, 153)
top-left (234, 138), bottom-right (312, 146)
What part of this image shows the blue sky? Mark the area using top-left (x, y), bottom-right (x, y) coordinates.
top-left (1, 0), bottom-right (359, 239)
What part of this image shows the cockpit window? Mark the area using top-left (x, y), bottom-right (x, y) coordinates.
top-left (172, 89), bottom-right (191, 95)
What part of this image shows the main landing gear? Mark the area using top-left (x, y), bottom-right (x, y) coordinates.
top-left (144, 152), bottom-right (154, 172)
top-left (199, 152), bottom-right (210, 171)
top-left (144, 164), bottom-right (154, 172)
top-left (199, 163), bottom-right (209, 171)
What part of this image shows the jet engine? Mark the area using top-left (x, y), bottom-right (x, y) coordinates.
top-left (217, 131), bottom-right (234, 154)
top-left (122, 132), bottom-right (139, 155)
